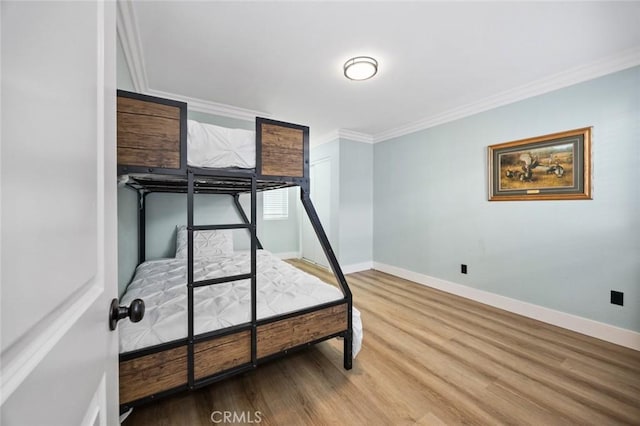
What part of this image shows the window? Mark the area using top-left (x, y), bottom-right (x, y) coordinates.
top-left (263, 188), bottom-right (289, 220)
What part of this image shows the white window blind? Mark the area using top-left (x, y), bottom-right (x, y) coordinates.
top-left (263, 188), bottom-right (289, 220)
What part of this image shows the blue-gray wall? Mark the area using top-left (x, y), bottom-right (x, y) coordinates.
top-left (145, 193), bottom-right (247, 259)
top-left (117, 187), bottom-right (300, 295)
top-left (116, 34), bottom-right (134, 91)
top-left (339, 139), bottom-right (373, 266)
top-left (308, 138), bottom-right (374, 267)
top-left (373, 66), bottom-right (640, 332)
top-left (189, 110), bottom-right (253, 131)
top-left (118, 30), bottom-right (638, 332)
top-left (309, 139), bottom-right (341, 253)
top-left (260, 187), bottom-right (300, 255)
top-left (117, 187), bottom-right (138, 296)
top-left (117, 34), bottom-right (137, 295)
top-left (143, 191), bottom-right (299, 260)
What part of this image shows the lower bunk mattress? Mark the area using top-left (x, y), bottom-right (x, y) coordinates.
top-left (119, 250), bottom-right (362, 357)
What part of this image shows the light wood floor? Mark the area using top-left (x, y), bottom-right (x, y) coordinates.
top-left (124, 261), bottom-right (640, 425)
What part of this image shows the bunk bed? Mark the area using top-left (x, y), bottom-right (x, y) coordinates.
top-left (114, 90), bottom-right (362, 409)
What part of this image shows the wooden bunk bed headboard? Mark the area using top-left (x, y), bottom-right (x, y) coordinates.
top-left (117, 90), bottom-right (309, 185)
top-left (256, 117), bottom-right (309, 182)
top-left (117, 90), bottom-right (188, 176)
top-left (115, 92), bottom-right (353, 410)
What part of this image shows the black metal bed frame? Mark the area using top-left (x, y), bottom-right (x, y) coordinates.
top-left (118, 113), bottom-right (353, 410)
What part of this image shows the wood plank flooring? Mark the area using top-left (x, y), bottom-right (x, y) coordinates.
top-left (124, 261), bottom-right (640, 425)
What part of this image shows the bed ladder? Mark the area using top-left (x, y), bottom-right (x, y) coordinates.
top-left (185, 168), bottom-right (258, 390)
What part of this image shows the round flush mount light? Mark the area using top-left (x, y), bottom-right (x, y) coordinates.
top-left (343, 56), bottom-right (378, 81)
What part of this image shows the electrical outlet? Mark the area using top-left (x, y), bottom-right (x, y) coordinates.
top-left (610, 291), bottom-right (624, 306)
top-left (461, 264), bottom-right (467, 274)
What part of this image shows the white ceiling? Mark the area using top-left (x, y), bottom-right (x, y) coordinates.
top-left (118, 1), bottom-right (640, 143)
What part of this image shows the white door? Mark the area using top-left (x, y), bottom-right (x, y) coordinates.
top-left (1, 2), bottom-right (118, 425)
top-left (302, 159), bottom-right (332, 268)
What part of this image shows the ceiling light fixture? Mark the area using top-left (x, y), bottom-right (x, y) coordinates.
top-left (343, 56), bottom-right (378, 81)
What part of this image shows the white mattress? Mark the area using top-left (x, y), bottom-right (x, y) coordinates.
top-left (187, 120), bottom-right (256, 169)
top-left (120, 250), bottom-right (362, 357)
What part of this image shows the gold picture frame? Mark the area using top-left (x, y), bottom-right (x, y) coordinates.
top-left (488, 127), bottom-right (592, 201)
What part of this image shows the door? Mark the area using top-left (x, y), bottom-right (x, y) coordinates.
top-left (1, 2), bottom-right (118, 425)
top-left (302, 159), bottom-right (332, 267)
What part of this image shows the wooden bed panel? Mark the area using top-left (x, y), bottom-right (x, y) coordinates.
top-left (260, 123), bottom-right (304, 177)
top-left (119, 304), bottom-right (346, 404)
top-left (117, 146), bottom-right (181, 169)
top-left (117, 96), bottom-right (180, 120)
top-left (194, 330), bottom-right (252, 379)
top-left (117, 113), bottom-right (180, 143)
top-left (117, 126), bottom-right (179, 152)
top-left (256, 303), bottom-right (347, 359)
top-left (117, 94), bottom-right (182, 170)
top-left (119, 346), bottom-right (187, 404)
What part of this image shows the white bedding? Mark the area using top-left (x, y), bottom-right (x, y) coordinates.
top-left (187, 120), bottom-right (255, 169)
top-left (120, 250), bottom-right (363, 357)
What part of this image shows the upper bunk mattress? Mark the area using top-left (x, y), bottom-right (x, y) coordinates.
top-left (119, 250), bottom-right (362, 356)
top-left (187, 120), bottom-right (255, 169)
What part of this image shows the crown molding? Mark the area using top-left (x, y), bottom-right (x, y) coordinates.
top-left (116, 0), bottom-right (269, 122)
top-left (312, 130), bottom-right (340, 148)
top-left (116, 4), bottom-right (640, 145)
top-left (337, 129), bottom-right (374, 144)
top-left (116, 0), bottom-right (147, 92)
top-left (146, 88), bottom-right (270, 122)
top-left (373, 46), bottom-right (640, 143)
top-left (312, 129), bottom-right (375, 148)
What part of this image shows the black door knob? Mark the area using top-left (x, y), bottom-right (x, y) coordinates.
top-left (109, 298), bottom-right (145, 331)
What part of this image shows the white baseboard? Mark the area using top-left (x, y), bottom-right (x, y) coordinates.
top-left (342, 261), bottom-right (373, 274)
top-left (373, 262), bottom-right (640, 352)
top-left (274, 251), bottom-right (300, 260)
top-left (285, 256), bottom-right (372, 274)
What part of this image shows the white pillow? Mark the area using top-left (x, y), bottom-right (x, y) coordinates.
top-left (175, 225), bottom-right (233, 259)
